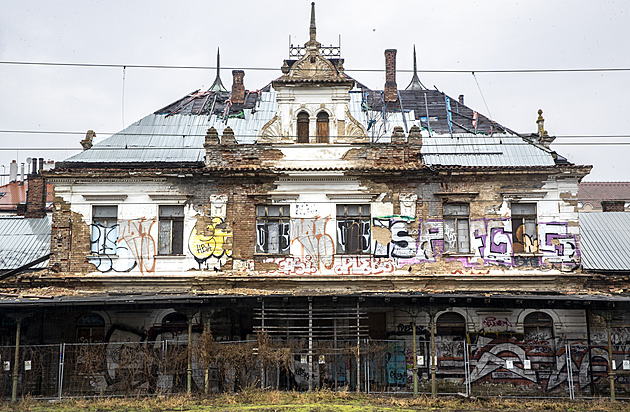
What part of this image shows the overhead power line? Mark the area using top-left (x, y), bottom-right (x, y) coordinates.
top-left (1, 60), bottom-right (630, 73)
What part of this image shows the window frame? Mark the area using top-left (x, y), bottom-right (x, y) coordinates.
top-left (336, 204), bottom-right (371, 255)
top-left (511, 203), bottom-right (538, 254)
top-left (256, 204), bottom-right (291, 254)
top-left (297, 111), bottom-right (310, 143)
top-left (91, 205), bottom-right (118, 255)
top-left (436, 312), bottom-right (467, 337)
top-left (443, 203), bottom-right (470, 254)
top-left (158, 205), bottom-right (185, 255)
top-left (316, 111), bottom-right (329, 143)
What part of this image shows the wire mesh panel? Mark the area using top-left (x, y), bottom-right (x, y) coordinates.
top-left (0, 344), bottom-right (61, 399)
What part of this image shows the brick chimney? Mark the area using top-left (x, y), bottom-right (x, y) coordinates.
top-left (231, 70), bottom-right (245, 104)
top-left (384, 49), bottom-right (398, 103)
top-left (24, 173), bottom-right (47, 218)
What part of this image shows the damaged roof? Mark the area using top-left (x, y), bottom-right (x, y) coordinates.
top-left (0, 216), bottom-right (51, 271)
top-left (580, 212), bottom-right (630, 271)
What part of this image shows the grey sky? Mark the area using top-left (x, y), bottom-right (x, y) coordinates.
top-left (0, 0), bottom-right (628, 181)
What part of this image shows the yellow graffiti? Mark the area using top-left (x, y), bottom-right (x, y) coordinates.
top-left (188, 217), bottom-right (233, 260)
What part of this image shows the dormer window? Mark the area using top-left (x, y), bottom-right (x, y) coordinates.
top-left (297, 111), bottom-right (310, 143)
top-left (316, 111), bottom-right (329, 143)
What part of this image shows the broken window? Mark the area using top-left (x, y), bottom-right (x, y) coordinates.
top-left (91, 205), bottom-right (118, 255)
top-left (436, 312), bottom-right (466, 337)
top-left (316, 111), bottom-right (329, 143)
top-left (523, 312), bottom-right (553, 342)
top-left (256, 205), bottom-right (290, 254)
top-left (158, 205), bottom-right (184, 255)
top-left (297, 111), bottom-right (309, 143)
top-left (511, 203), bottom-right (537, 253)
top-left (336, 204), bottom-right (371, 254)
top-left (443, 204), bottom-right (470, 253)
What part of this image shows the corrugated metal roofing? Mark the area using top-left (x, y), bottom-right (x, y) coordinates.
top-left (579, 212), bottom-right (630, 271)
top-left (0, 216), bottom-right (51, 270)
top-left (62, 85), bottom-right (554, 168)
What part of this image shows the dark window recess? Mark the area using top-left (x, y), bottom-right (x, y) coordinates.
top-left (159, 205), bottom-right (184, 255)
top-left (256, 205), bottom-right (291, 254)
top-left (512, 203), bottom-right (537, 253)
top-left (336, 204), bottom-right (371, 254)
top-left (297, 111), bottom-right (309, 143)
top-left (443, 203), bottom-right (470, 253)
top-left (91, 205), bottom-right (118, 255)
top-left (436, 312), bottom-right (466, 336)
top-left (523, 312), bottom-right (554, 341)
top-left (368, 312), bottom-right (387, 339)
top-left (316, 111), bottom-right (329, 143)
top-left (76, 313), bottom-right (105, 343)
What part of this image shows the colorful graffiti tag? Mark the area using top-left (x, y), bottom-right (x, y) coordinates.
top-left (189, 217), bottom-right (233, 268)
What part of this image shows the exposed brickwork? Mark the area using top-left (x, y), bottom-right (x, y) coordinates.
top-left (602, 200), bottom-right (625, 212)
top-left (24, 174), bottom-right (47, 218)
top-left (384, 49), bottom-right (398, 103)
top-left (231, 70), bottom-right (245, 104)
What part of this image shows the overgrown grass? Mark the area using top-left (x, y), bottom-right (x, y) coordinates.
top-left (1, 389), bottom-right (629, 412)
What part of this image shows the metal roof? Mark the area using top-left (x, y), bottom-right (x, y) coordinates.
top-left (61, 85), bottom-right (555, 168)
top-left (579, 212), bottom-right (630, 271)
top-left (0, 216), bottom-right (51, 270)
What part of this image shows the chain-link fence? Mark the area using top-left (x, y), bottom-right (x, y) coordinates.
top-left (1, 337), bottom-right (629, 400)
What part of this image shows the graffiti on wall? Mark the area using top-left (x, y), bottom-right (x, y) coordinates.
top-left (264, 255), bottom-right (395, 276)
top-left (291, 216), bottom-right (335, 269)
top-left (89, 219), bottom-right (157, 274)
top-left (372, 217), bottom-right (417, 259)
top-left (189, 216), bottom-right (233, 269)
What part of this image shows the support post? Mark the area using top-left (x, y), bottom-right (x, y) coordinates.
top-left (430, 312), bottom-right (437, 398)
top-left (308, 300), bottom-right (313, 392)
top-left (606, 314), bottom-right (615, 401)
top-left (412, 317), bottom-right (418, 396)
top-left (356, 301), bottom-right (360, 393)
top-left (57, 343), bottom-right (65, 400)
top-left (187, 314), bottom-right (193, 394)
top-left (204, 316), bottom-right (210, 395)
top-left (11, 318), bottom-right (22, 403)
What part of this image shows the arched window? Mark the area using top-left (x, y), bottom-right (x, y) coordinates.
top-left (76, 313), bottom-right (105, 342)
top-left (297, 111), bottom-right (310, 143)
top-left (316, 111), bottom-right (329, 143)
top-left (161, 312), bottom-right (189, 336)
top-left (523, 312), bottom-right (554, 341)
top-left (436, 312), bottom-right (466, 337)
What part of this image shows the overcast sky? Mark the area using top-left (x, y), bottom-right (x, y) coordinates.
top-left (0, 0), bottom-right (628, 182)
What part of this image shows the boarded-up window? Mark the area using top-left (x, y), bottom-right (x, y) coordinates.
top-left (336, 204), bottom-right (371, 254)
top-left (523, 312), bottom-right (553, 341)
top-left (512, 203), bottom-right (537, 253)
top-left (297, 112), bottom-right (309, 143)
top-left (158, 205), bottom-right (184, 255)
top-left (437, 312), bottom-right (466, 336)
top-left (316, 111), bottom-right (329, 143)
top-left (91, 206), bottom-right (118, 255)
top-left (256, 205), bottom-right (290, 254)
top-left (443, 204), bottom-right (470, 253)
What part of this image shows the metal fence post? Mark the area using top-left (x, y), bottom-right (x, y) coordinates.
top-left (566, 343), bottom-right (575, 400)
top-left (463, 341), bottom-right (471, 397)
top-left (11, 318), bottom-right (22, 403)
top-left (58, 343), bottom-right (65, 400)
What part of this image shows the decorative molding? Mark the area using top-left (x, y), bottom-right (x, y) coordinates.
top-left (326, 193), bottom-right (377, 201)
top-left (344, 107), bottom-right (368, 141)
top-left (258, 114), bottom-right (284, 143)
top-left (399, 193), bottom-right (418, 217)
top-left (148, 194), bottom-right (191, 202)
top-left (501, 191), bottom-right (545, 200)
top-left (270, 194), bottom-right (300, 201)
top-left (82, 194), bottom-right (128, 202)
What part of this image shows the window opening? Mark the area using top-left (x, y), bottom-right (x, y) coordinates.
top-left (512, 203), bottom-right (537, 253)
top-left (336, 204), bottom-right (371, 254)
top-left (523, 312), bottom-right (554, 342)
top-left (316, 111), bottom-right (329, 143)
top-left (76, 313), bottom-right (105, 342)
top-left (91, 205), bottom-right (118, 255)
top-left (436, 312), bottom-right (466, 337)
top-left (297, 111), bottom-right (309, 143)
top-left (256, 205), bottom-right (290, 254)
top-left (159, 205), bottom-right (184, 255)
top-left (443, 204), bottom-right (470, 253)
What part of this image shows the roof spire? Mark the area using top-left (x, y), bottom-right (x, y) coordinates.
top-left (405, 45), bottom-right (427, 91)
top-left (309, 2), bottom-right (317, 42)
top-left (209, 47), bottom-right (227, 92)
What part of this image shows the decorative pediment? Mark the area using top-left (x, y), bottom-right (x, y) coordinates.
top-left (285, 51), bottom-right (341, 82)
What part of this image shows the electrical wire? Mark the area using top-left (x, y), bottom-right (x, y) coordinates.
top-left (2, 60), bottom-right (630, 73)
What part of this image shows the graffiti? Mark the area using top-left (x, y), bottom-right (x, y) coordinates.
top-left (333, 256), bottom-right (395, 275)
top-left (189, 216), bottom-right (233, 268)
top-left (372, 218), bottom-right (417, 259)
top-left (396, 324), bottom-right (428, 336)
top-left (264, 256), bottom-right (318, 275)
top-left (119, 218), bottom-right (157, 274)
top-left (537, 222), bottom-right (579, 265)
top-left (482, 316), bottom-right (513, 329)
top-left (397, 220), bottom-right (444, 265)
top-left (295, 203), bottom-right (318, 217)
top-left (291, 216), bottom-right (335, 269)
